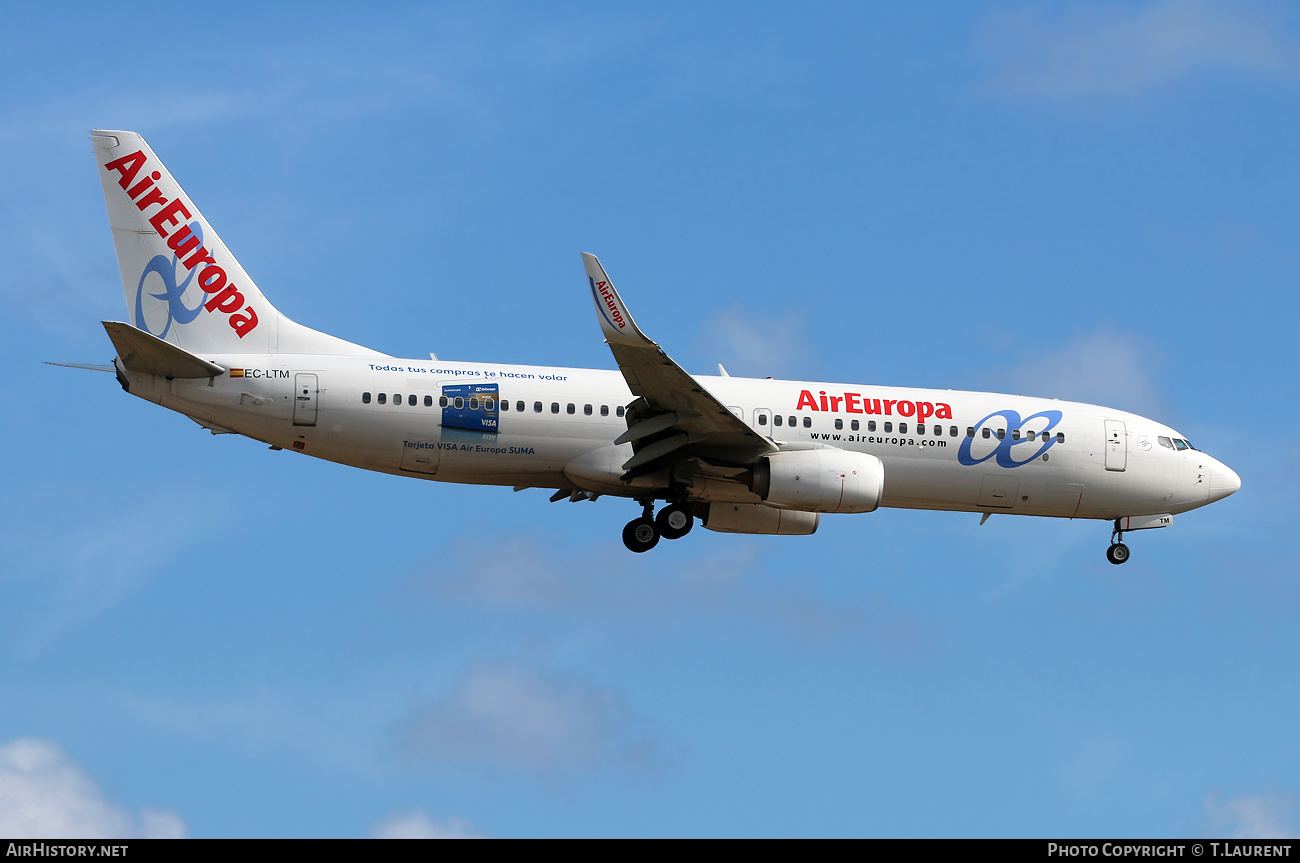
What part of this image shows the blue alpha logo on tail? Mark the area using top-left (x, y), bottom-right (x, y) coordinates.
top-left (134, 221), bottom-right (209, 339)
top-left (104, 147), bottom-right (261, 339)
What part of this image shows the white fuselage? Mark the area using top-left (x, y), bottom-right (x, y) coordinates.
top-left (119, 353), bottom-right (1237, 522)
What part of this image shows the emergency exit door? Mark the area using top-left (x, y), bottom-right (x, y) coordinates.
top-left (1104, 419), bottom-right (1126, 471)
top-left (293, 373), bottom-right (318, 426)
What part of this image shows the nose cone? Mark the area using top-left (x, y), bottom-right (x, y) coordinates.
top-left (1208, 459), bottom-right (1242, 503)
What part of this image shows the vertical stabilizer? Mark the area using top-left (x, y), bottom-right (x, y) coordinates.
top-left (91, 130), bottom-right (381, 357)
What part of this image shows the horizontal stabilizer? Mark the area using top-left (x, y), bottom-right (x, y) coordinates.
top-left (103, 321), bottom-right (225, 378)
top-left (44, 362), bottom-right (115, 372)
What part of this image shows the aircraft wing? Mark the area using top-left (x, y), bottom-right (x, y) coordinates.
top-left (582, 253), bottom-right (776, 476)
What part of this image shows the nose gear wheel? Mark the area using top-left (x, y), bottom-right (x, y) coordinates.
top-left (1106, 520), bottom-right (1131, 565)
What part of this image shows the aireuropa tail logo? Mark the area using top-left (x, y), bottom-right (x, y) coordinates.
top-left (134, 219), bottom-right (208, 339)
top-left (104, 149), bottom-right (259, 339)
top-left (958, 409), bottom-right (1063, 468)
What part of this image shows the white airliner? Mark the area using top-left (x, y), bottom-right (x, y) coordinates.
top-left (78, 130), bottom-right (1240, 563)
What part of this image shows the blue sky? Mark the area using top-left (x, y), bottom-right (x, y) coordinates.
top-left (1, 1), bottom-right (1297, 838)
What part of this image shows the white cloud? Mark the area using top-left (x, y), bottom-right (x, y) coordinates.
top-left (994, 329), bottom-right (1164, 415)
top-left (1204, 790), bottom-right (1299, 839)
top-left (698, 304), bottom-right (815, 379)
top-left (394, 661), bottom-right (636, 777)
top-left (372, 810), bottom-right (486, 839)
top-left (980, 1), bottom-right (1300, 100)
top-left (0, 738), bottom-right (186, 839)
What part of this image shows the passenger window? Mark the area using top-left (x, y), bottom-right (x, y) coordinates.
top-left (917, 423), bottom-right (925, 435)
top-left (517, 401), bottom-right (525, 412)
top-left (934, 425), bottom-right (942, 436)
top-left (1026, 430), bottom-right (1035, 441)
top-left (802, 416), bottom-right (811, 428)
top-left (834, 418), bottom-right (843, 430)
top-left (1056, 432), bottom-right (1065, 443)
top-left (899, 422), bottom-right (908, 434)
top-left (788, 416), bottom-right (796, 427)
top-left (362, 392), bottom-right (371, 404)
top-left (453, 397), bottom-right (464, 409)
top-left (567, 403), bottom-right (576, 415)
top-left (981, 428), bottom-right (989, 439)
top-left (1012, 429), bottom-right (1020, 441)
top-left (500, 399), bottom-right (508, 411)
top-left (378, 393), bottom-right (387, 405)
top-left (424, 395), bottom-right (433, 407)
top-left (551, 402), bottom-right (560, 414)
top-left (468, 398), bottom-right (478, 410)
top-left (584, 404), bottom-right (592, 416)
top-left (439, 396), bottom-right (448, 407)
top-left (951, 426), bottom-right (958, 437)
top-left (409, 394), bottom-right (417, 407)
top-left (774, 415), bottom-right (783, 427)
top-left (868, 421), bottom-right (876, 432)
top-left (758, 414), bottom-right (768, 426)
top-left (601, 405), bottom-right (609, 417)
top-left (393, 394), bottom-right (401, 405)
top-left (996, 428), bottom-right (1005, 440)
top-left (1158, 436), bottom-right (1174, 450)
top-left (617, 406), bottom-right (625, 417)
top-left (884, 422), bottom-right (893, 433)
top-left (851, 420), bottom-right (860, 431)
top-left (485, 398), bottom-right (495, 411)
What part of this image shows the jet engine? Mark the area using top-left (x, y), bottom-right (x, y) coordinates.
top-left (752, 449), bottom-right (884, 513)
top-left (703, 503), bottom-right (820, 535)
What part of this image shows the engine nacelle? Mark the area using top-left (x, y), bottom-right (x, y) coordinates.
top-left (703, 503), bottom-right (820, 535)
top-left (754, 449), bottom-right (884, 513)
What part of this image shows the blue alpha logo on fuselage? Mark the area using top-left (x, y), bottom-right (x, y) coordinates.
top-left (957, 409), bottom-right (1063, 469)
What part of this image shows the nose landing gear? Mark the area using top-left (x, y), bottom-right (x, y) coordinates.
top-left (621, 501), bottom-right (695, 552)
top-left (1107, 520), bottom-right (1131, 565)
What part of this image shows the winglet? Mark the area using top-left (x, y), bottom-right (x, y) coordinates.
top-left (582, 253), bottom-right (653, 347)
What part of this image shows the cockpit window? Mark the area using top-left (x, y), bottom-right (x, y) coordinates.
top-left (1158, 436), bottom-right (1174, 450)
top-left (1173, 438), bottom-right (1189, 451)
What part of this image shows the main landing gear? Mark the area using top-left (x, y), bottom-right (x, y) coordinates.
top-left (1107, 519), bottom-right (1131, 565)
top-left (622, 501), bottom-right (694, 553)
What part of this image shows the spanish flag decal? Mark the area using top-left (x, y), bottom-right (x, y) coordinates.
top-left (229, 369), bottom-right (245, 378)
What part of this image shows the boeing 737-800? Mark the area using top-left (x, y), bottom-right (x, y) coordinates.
top-left (78, 130), bottom-right (1240, 563)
